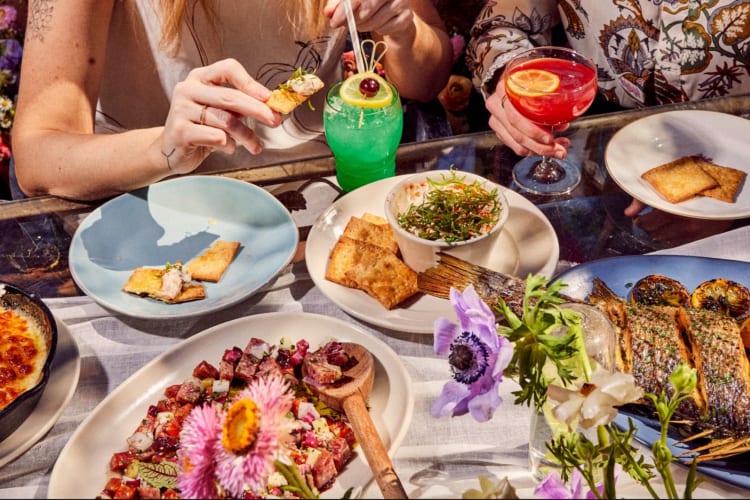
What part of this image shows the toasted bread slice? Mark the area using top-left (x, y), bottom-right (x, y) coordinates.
top-left (266, 72), bottom-right (324, 114)
top-left (122, 267), bottom-right (206, 304)
top-left (696, 158), bottom-right (746, 203)
top-left (641, 156), bottom-right (719, 203)
top-left (185, 240), bottom-right (240, 283)
top-left (342, 216), bottom-right (399, 255)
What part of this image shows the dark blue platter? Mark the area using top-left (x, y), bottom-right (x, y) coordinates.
top-left (555, 254), bottom-right (750, 490)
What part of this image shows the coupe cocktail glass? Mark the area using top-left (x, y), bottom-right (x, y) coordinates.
top-left (503, 46), bottom-right (597, 195)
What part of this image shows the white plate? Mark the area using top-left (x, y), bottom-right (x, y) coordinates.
top-left (48, 312), bottom-right (413, 499)
top-left (0, 317), bottom-right (80, 468)
top-left (605, 110), bottom-right (750, 219)
top-left (306, 174), bottom-right (559, 333)
top-left (69, 176), bottom-right (298, 319)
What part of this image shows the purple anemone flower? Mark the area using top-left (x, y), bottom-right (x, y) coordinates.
top-left (534, 464), bottom-right (619, 499)
top-left (0, 39), bottom-right (22, 71)
top-left (430, 285), bottom-right (514, 422)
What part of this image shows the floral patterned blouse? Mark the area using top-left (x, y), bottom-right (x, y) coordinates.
top-left (466, 0), bottom-right (750, 108)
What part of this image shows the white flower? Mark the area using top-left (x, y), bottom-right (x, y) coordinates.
top-left (547, 365), bottom-right (643, 429)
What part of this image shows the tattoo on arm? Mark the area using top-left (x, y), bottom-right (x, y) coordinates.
top-left (27, 0), bottom-right (56, 43)
top-left (162, 148), bottom-right (177, 171)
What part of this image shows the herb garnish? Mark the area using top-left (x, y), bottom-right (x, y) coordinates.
top-left (278, 67), bottom-right (310, 91)
top-left (396, 171), bottom-right (501, 242)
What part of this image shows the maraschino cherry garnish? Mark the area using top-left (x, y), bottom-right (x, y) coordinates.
top-left (359, 77), bottom-right (380, 97)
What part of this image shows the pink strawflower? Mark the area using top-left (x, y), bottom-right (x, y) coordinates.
top-left (177, 403), bottom-right (222, 499)
top-left (214, 375), bottom-right (296, 497)
top-left (0, 6), bottom-right (16, 31)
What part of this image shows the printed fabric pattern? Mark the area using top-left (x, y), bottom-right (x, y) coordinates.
top-left (466, 0), bottom-right (750, 108)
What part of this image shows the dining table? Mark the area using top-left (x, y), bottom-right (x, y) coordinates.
top-left (2, 92), bottom-right (750, 499)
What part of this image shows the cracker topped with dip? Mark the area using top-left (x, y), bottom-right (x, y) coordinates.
top-left (122, 240), bottom-right (240, 304)
top-left (266, 68), bottom-right (324, 114)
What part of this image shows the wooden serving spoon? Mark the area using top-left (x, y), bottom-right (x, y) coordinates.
top-left (312, 342), bottom-right (408, 499)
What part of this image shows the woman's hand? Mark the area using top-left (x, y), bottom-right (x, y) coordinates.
top-left (324, 0), bottom-right (415, 39)
top-left (485, 82), bottom-right (570, 160)
top-left (161, 58), bottom-right (283, 174)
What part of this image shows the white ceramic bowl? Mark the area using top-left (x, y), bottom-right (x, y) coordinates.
top-left (384, 171), bottom-right (510, 272)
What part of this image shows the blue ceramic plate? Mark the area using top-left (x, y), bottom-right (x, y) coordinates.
top-left (555, 254), bottom-right (750, 489)
top-left (69, 176), bottom-right (298, 319)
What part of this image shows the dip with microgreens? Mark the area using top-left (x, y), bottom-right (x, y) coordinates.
top-left (384, 171), bottom-right (509, 273)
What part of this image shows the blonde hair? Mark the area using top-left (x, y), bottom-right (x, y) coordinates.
top-left (156, 0), bottom-right (329, 53)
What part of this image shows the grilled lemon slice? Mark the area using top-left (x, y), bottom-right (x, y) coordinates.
top-left (629, 274), bottom-right (690, 306)
top-left (690, 278), bottom-right (750, 318)
top-left (741, 316), bottom-right (750, 349)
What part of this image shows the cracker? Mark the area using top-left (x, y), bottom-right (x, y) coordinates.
top-left (122, 267), bottom-right (206, 304)
top-left (325, 236), bottom-right (361, 288)
top-left (325, 236), bottom-right (419, 308)
top-left (185, 240), bottom-right (241, 282)
top-left (343, 240), bottom-right (419, 310)
top-left (346, 260), bottom-right (418, 310)
top-left (361, 213), bottom-right (389, 225)
top-left (696, 158), bottom-right (746, 203)
top-left (641, 156), bottom-right (719, 203)
top-left (267, 88), bottom-right (308, 114)
top-left (342, 216), bottom-right (399, 254)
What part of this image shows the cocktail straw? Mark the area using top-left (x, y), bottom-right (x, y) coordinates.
top-left (343, 0), bottom-right (366, 73)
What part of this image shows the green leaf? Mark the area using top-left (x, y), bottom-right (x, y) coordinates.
top-left (137, 459), bottom-right (179, 490)
top-left (495, 274), bottom-right (583, 409)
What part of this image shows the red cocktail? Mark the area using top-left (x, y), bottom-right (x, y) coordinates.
top-left (505, 58), bottom-right (597, 126)
top-left (502, 47), bottom-right (598, 195)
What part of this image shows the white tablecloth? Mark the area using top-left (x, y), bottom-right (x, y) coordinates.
top-left (1, 225), bottom-right (749, 499)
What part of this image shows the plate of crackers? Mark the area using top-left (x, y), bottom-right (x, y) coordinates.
top-left (605, 110), bottom-right (750, 220)
top-left (69, 176), bottom-right (298, 319)
top-left (305, 174), bottom-right (559, 334)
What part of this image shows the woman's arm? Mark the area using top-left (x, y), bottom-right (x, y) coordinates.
top-left (13, 0), bottom-right (281, 201)
top-left (13, 0), bottom-right (168, 200)
top-left (465, 1), bottom-right (565, 158)
top-left (325, 0), bottom-right (453, 102)
top-left (466, 0), bottom-right (559, 96)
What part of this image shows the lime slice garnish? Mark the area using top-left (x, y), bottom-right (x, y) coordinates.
top-left (339, 72), bottom-right (394, 108)
top-left (506, 68), bottom-right (560, 97)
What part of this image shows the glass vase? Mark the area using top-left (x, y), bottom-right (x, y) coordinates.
top-left (528, 302), bottom-right (617, 481)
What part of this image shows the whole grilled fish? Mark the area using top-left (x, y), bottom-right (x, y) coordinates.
top-left (589, 277), bottom-right (750, 439)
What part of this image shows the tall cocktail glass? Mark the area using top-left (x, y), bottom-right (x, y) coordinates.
top-left (324, 75), bottom-right (403, 193)
top-left (503, 46), bottom-right (597, 195)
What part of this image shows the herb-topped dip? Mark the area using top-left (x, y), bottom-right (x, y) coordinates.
top-left (395, 171), bottom-right (502, 242)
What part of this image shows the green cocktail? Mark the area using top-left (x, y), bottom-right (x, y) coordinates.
top-left (323, 74), bottom-right (403, 192)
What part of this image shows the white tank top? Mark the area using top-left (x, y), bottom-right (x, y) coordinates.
top-left (97, 0), bottom-right (346, 173)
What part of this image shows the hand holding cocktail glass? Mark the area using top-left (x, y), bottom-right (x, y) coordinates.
top-left (498, 46), bottom-right (597, 195)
